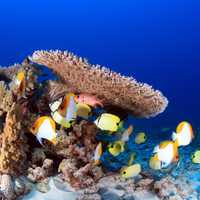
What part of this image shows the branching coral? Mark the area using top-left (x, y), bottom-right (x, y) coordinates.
top-left (31, 50), bottom-right (168, 118)
top-left (0, 103), bottom-right (29, 176)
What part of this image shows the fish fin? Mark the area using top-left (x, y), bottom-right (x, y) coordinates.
top-left (153, 145), bottom-right (159, 153)
top-left (172, 132), bottom-right (177, 141)
top-left (36, 135), bottom-right (43, 145)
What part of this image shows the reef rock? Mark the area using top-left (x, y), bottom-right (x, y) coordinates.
top-left (27, 159), bottom-right (54, 183)
top-left (154, 176), bottom-right (198, 200)
top-left (0, 174), bottom-right (15, 200)
top-left (0, 103), bottom-right (28, 176)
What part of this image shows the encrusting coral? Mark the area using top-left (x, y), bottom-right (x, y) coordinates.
top-left (31, 50), bottom-right (168, 118)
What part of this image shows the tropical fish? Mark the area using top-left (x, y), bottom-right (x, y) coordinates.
top-left (94, 113), bottom-right (122, 132)
top-left (30, 116), bottom-right (57, 145)
top-left (120, 164), bottom-right (141, 179)
top-left (14, 71), bottom-right (26, 96)
top-left (93, 142), bottom-right (103, 165)
top-left (128, 152), bottom-right (137, 166)
top-left (172, 121), bottom-right (194, 147)
top-left (135, 132), bottom-right (147, 144)
top-left (152, 140), bottom-right (179, 169)
top-left (76, 103), bottom-right (92, 119)
top-left (121, 125), bottom-right (134, 142)
top-left (191, 150), bottom-right (200, 164)
top-left (108, 141), bottom-right (125, 156)
top-left (149, 154), bottom-right (161, 170)
top-left (76, 93), bottom-right (103, 108)
top-left (51, 93), bottom-right (77, 128)
top-left (108, 125), bottom-right (134, 156)
top-left (49, 97), bottom-right (62, 112)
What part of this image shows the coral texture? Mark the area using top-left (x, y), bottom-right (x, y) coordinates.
top-left (0, 174), bottom-right (15, 200)
top-left (0, 64), bottom-right (21, 82)
top-left (27, 159), bottom-right (54, 182)
top-left (0, 81), bottom-right (14, 116)
top-left (0, 103), bottom-right (29, 176)
top-left (53, 120), bottom-right (105, 189)
top-left (31, 50), bottom-right (168, 118)
top-left (153, 176), bottom-right (197, 200)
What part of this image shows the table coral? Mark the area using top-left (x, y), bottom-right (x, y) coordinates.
top-left (31, 50), bottom-right (168, 118)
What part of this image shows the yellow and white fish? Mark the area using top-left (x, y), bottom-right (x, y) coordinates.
top-left (149, 154), bottom-right (161, 170)
top-left (76, 103), bottom-right (92, 119)
top-left (172, 121), bottom-right (194, 147)
top-left (121, 125), bottom-right (134, 142)
top-left (49, 97), bottom-right (62, 112)
top-left (191, 150), bottom-right (200, 164)
top-left (152, 140), bottom-right (179, 169)
top-left (51, 93), bottom-right (77, 128)
top-left (108, 125), bottom-right (133, 156)
top-left (135, 132), bottom-right (147, 144)
top-left (120, 164), bottom-right (141, 179)
top-left (94, 113), bottom-right (122, 132)
top-left (14, 71), bottom-right (26, 96)
top-left (30, 116), bottom-right (57, 145)
top-left (108, 141), bottom-right (125, 157)
top-left (93, 142), bottom-right (103, 165)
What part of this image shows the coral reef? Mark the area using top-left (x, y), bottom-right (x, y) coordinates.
top-left (0, 81), bottom-right (14, 116)
top-left (0, 103), bottom-right (28, 176)
top-left (0, 64), bottom-right (20, 82)
top-left (27, 159), bottom-right (54, 182)
top-left (0, 50), bottom-right (172, 200)
top-left (31, 50), bottom-right (168, 118)
top-left (76, 174), bottom-right (198, 200)
top-left (153, 176), bottom-right (197, 200)
top-left (54, 121), bottom-right (105, 189)
top-left (0, 174), bottom-right (15, 200)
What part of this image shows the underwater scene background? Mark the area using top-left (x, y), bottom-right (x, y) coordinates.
top-left (0, 0), bottom-right (200, 199)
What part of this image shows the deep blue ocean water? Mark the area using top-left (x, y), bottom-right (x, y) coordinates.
top-left (0, 0), bottom-right (200, 131)
top-left (1, 1), bottom-right (200, 198)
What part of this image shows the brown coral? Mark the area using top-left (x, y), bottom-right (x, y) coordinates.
top-left (0, 103), bottom-right (29, 176)
top-left (0, 81), bottom-right (14, 116)
top-left (51, 120), bottom-right (104, 189)
top-left (31, 50), bottom-right (168, 118)
top-left (0, 174), bottom-right (16, 200)
top-left (0, 64), bottom-right (21, 82)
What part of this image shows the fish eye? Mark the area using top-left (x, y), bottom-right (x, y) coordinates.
top-left (123, 171), bottom-right (126, 174)
top-left (116, 122), bottom-right (119, 126)
top-left (192, 154), bottom-right (195, 159)
top-left (110, 144), bottom-right (114, 148)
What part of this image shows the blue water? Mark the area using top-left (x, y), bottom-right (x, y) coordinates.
top-left (0, 0), bottom-right (200, 128)
top-left (1, 1), bottom-right (200, 198)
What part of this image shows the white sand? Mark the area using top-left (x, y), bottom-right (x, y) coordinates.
top-left (22, 179), bottom-right (78, 200)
